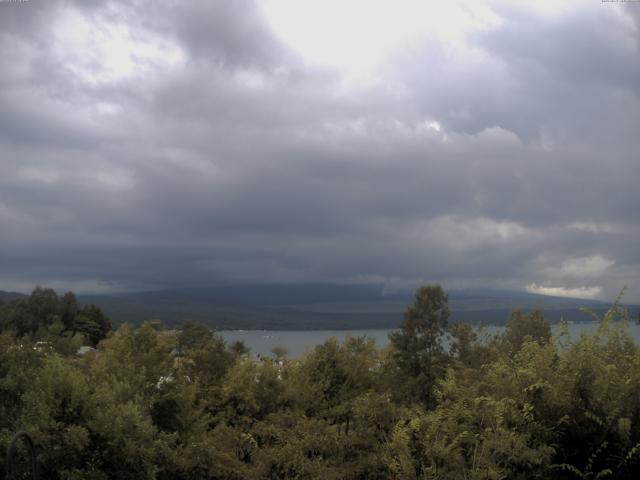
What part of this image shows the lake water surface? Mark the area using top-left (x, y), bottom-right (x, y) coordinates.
top-left (219, 321), bottom-right (640, 357)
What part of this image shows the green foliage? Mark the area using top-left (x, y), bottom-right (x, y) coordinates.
top-left (2, 286), bottom-right (640, 479)
top-left (389, 284), bottom-right (450, 406)
top-left (177, 319), bottom-right (214, 351)
top-left (0, 287), bottom-right (112, 348)
top-left (229, 340), bottom-right (251, 357)
top-left (0, 332), bottom-right (44, 432)
top-left (502, 309), bottom-right (551, 353)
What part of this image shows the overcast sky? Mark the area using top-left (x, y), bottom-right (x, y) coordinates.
top-left (0, 0), bottom-right (639, 301)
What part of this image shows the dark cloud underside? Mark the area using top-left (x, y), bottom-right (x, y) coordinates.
top-left (0, 0), bottom-right (638, 301)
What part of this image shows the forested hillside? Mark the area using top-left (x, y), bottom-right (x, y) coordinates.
top-left (2, 286), bottom-right (640, 478)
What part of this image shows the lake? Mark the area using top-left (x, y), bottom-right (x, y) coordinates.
top-left (219, 321), bottom-right (640, 357)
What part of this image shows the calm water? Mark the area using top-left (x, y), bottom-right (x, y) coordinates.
top-left (219, 322), bottom-right (640, 357)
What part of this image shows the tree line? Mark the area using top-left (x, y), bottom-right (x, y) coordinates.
top-left (1, 285), bottom-right (640, 478)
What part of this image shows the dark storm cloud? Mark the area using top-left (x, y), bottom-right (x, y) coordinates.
top-left (170, 0), bottom-right (289, 67)
top-left (0, 0), bottom-right (638, 301)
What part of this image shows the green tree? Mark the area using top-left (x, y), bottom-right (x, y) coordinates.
top-left (229, 340), bottom-right (250, 357)
top-left (177, 320), bottom-right (213, 351)
top-left (388, 284), bottom-right (450, 407)
top-left (0, 288), bottom-right (111, 346)
top-left (502, 310), bottom-right (551, 354)
top-left (0, 332), bottom-right (44, 442)
top-left (59, 291), bottom-right (79, 334)
top-left (74, 304), bottom-right (111, 346)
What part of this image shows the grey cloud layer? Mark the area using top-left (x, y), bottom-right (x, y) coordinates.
top-left (0, 0), bottom-right (638, 300)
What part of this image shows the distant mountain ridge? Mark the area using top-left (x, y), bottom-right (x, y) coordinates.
top-left (0, 290), bottom-right (27, 302)
top-left (77, 284), bottom-right (640, 330)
